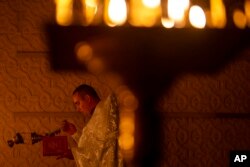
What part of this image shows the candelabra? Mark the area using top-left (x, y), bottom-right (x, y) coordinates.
top-left (47, 0), bottom-right (250, 166)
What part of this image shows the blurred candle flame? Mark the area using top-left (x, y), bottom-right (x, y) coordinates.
top-left (167, 0), bottom-right (190, 27)
top-left (105, 0), bottom-right (127, 26)
top-left (161, 17), bottom-right (175, 28)
top-left (189, 5), bottom-right (206, 29)
top-left (83, 0), bottom-right (98, 25)
top-left (129, 0), bottom-right (161, 27)
top-left (142, 0), bottom-right (161, 8)
top-left (233, 9), bottom-right (247, 29)
top-left (210, 0), bottom-right (227, 28)
top-left (245, 0), bottom-right (250, 26)
top-left (54, 0), bottom-right (73, 26)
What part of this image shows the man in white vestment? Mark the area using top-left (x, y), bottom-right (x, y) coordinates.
top-left (58, 84), bottom-right (123, 167)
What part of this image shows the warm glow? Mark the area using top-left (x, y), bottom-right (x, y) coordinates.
top-left (142, 0), bottom-right (161, 8)
top-left (119, 133), bottom-right (134, 150)
top-left (120, 116), bottom-right (135, 134)
top-left (106, 0), bottom-right (127, 26)
top-left (210, 0), bottom-right (227, 28)
top-left (245, 0), bottom-right (250, 26)
top-left (161, 17), bottom-right (175, 28)
top-left (129, 0), bottom-right (162, 27)
top-left (233, 9), bottom-right (247, 29)
top-left (168, 0), bottom-right (189, 22)
top-left (83, 0), bottom-right (98, 25)
top-left (117, 86), bottom-right (137, 159)
top-left (75, 42), bottom-right (93, 62)
top-left (86, 57), bottom-right (105, 74)
top-left (189, 5), bottom-right (206, 29)
top-left (54, 0), bottom-right (73, 26)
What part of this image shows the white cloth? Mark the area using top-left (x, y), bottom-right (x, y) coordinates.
top-left (70, 94), bottom-right (123, 167)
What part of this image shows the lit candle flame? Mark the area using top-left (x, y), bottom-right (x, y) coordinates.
top-left (129, 0), bottom-right (162, 27)
top-left (54, 0), bottom-right (73, 26)
top-left (233, 9), bottom-right (247, 29)
top-left (106, 0), bottom-right (127, 26)
top-left (168, 0), bottom-right (189, 21)
top-left (83, 0), bottom-right (98, 25)
top-left (167, 0), bottom-right (190, 27)
top-left (189, 5), bottom-right (206, 29)
top-left (210, 0), bottom-right (227, 28)
top-left (142, 0), bottom-right (161, 8)
top-left (245, 0), bottom-right (250, 26)
top-left (161, 17), bottom-right (175, 28)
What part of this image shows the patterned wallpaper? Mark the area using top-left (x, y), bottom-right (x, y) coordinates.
top-left (0, 1), bottom-right (110, 167)
top-left (0, 0), bottom-right (249, 167)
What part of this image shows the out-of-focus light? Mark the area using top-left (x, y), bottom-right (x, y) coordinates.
top-left (75, 42), bottom-right (93, 62)
top-left (83, 0), bottom-right (98, 25)
top-left (142, 0), bottom-right (161, 8)
top-left (120, 115), bottom-right (135, 134)
top-left (233, 9), bottom-right (247, 29)
top-left (129, 0), bottom-right (162, 27)
top-left (189, 5), bottom-right (206, 29)
top-left (105, 0), bottom-right (127, 26)
top-left (245, 0), bottom-right (250, 26)
top-left (161, 17), bottom-right (175, 28)
top-left (117, 86), bottom-right (137, 160)
top-left (210, 0), bottom-right (226, 28)
top-left (167, 0), bottom-right (190, 27)
top-left (86, 57), bottom-right (105, 74)
top-left (119, 133), bottom-right (134, 150)
top-left (55, 0), bottom-right (73, 26)
top-left (119, 90), bottom-right (139, 110)
top-left (74, 42), bottom-right (105, 74)
top-left (204, 10), bottom-right (213, 28)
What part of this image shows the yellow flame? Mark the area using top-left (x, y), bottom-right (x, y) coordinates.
top-left (161, 17), bottom-right (175, 28)
top-left (129, 0), bottom-right (162, 27)
top-left (142, 0), bottom-right (161, 8)
top-left (210, 0), bottom-right (227, 28)
top-left (233, 9), bottom-right (247, 29)
top-left (54, 0), bottom-right (73, 26)
top-left (168, 0), bottom-right (189, 22)
top-left (245, 0), bottom-right (250, 26)
top-left (189, 5), bottom-right (206, 29)
top-left (82, 0), bottom-right (98, 25)
top-left (105, 0), bottom-right (127, 26)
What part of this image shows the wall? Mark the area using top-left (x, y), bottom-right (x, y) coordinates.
top-left (159, 55), bottom-right (250, 166)
top-left (0, 1), bottom-right (249, 167)
top-left (0, 1), bottom-right (110, 167)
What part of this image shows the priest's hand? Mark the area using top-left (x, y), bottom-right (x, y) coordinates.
top-left (61, 120), bottom-right (77, 135)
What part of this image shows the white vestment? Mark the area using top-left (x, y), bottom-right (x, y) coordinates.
top-left (70, 94), bottom-right (123, 167)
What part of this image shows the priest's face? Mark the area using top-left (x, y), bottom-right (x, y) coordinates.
top-left (72, 92), bottom-right (92, 120)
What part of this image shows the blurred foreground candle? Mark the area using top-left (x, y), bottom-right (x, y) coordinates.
top-left (55, 0), bottom-right (73, 26)
top-left (129, 0), bottom-right (161, 27)
top-left (104, 0), bottom-right (127, 26)
top-left (210, 0), bottom-right (226, 28)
